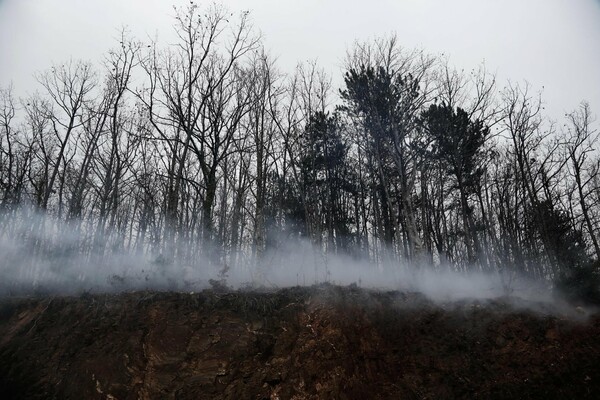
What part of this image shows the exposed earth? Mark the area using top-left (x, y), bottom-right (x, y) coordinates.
top-left (1, 284), bottom-right (599, 399)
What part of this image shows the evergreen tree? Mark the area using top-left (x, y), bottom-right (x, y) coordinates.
top-left (421, 103), bottom-right (489, 265)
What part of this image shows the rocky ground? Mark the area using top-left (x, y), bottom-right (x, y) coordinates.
top-left (1, 284), bottom-right (599, 399)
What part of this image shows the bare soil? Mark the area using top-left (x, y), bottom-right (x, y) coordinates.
top-left (1, 284), bottom-right (599, 399)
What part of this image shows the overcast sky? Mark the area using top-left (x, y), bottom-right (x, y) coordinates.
top-left (1, 0), bottom-right (599, 119)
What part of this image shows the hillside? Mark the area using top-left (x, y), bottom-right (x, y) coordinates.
top-left (1, 285), bottom-right (599, 399)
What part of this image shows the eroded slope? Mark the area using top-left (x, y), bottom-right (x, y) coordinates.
top-left (0, 285), bottom-right (599, 399)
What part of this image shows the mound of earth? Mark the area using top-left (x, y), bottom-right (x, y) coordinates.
top-left (1, 284), bottom-right (599, 399)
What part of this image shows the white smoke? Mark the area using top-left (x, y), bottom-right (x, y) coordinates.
top-left (0, 207), bottom-right (564, 312)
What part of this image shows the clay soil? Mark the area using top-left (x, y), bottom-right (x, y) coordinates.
top-left (1, 284), bottom-right (600, 399)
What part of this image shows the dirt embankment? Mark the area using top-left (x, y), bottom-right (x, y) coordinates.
top-left (1, 285), bottom-right (599, 399)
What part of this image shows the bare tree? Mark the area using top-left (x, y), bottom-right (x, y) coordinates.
top-left (564, 102), bottom-right (600, 258)
top-left (0, 85), bottom-right (32, 209)
top-left (135, 3), bottom-right (259, 261)
top-left (35, 60), bottom-right (96, 210)
top-left (94, 33), bottom-right (141, 240)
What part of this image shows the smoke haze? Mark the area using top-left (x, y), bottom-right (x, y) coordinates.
top-left (0, 207), bottom-right (558, 310)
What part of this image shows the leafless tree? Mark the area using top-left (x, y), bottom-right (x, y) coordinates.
top-left (35, 60), bottom-right (96, 210)
top-left (563, 102), bottom-right (600, 258)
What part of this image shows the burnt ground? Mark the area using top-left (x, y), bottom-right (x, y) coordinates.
top-left (0, 284), bottom-right (599, 399)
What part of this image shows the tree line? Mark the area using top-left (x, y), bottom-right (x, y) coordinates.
top-left (1, 4), bottom-right (599, 300)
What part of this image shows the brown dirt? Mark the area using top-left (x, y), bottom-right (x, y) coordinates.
top-left (1, 284), bottom-right (599, 399)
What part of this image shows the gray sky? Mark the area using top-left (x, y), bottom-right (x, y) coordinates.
top-left (1, 0), bottom-right (599, 118)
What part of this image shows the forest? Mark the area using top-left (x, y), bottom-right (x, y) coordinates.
top-left (1, 4), bottom-right (599, 302)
